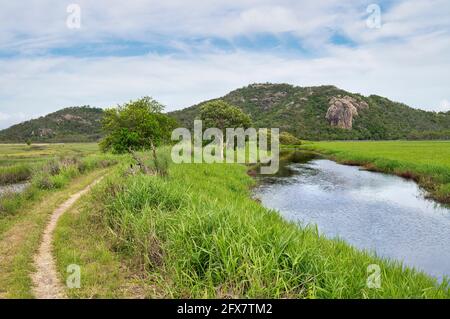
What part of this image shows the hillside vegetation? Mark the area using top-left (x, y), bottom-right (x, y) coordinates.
top-left (0, 107), bottom-right (103, 143)
top-left (170, 83), bottom-right (450, 140)
top-left (2, 84), bottom-right (450, 143)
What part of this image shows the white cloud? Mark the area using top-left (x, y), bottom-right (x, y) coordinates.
top-left (0, 112), bottom-right (10, 121)
top-left (438, 99), bottom-right (450, 112)
top-left (0, 37), bottom-right (448, 126)
top-left (0, 112), bottom-right (27, 129)
top-left (0, 1), bottom-right (449, 129)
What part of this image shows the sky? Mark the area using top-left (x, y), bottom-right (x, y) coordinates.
top-left (0, 0), bottom-right (449, 129)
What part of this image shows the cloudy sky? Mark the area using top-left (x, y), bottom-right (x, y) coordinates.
top-left (0, 0), bottom-right (449, 129)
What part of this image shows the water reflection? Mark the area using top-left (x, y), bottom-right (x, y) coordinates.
top-left (254, 152), bottom-right (450, 280)
top-left (0, 182), bottom-right (29, 197)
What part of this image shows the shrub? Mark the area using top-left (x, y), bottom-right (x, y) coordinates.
top-left (32, 172), bottom-right (55, 190)
top-left (100, 96), bottom-right (178, 154)
top-left (43, 160), bottom-right (61, 176)
top-left (200, 100), bottom-right (252, 131)
top-left (279, 132), bottom-right (302, 145)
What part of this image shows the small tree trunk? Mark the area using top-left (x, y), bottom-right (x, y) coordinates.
top-left (150, 141), bottom-right (158, 172)
top-left (129, 147), bottom-right (153, 175)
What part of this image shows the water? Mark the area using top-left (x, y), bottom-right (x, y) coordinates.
top-left (0, 182), bottom-right (29, 197)
top-left (254, 152), bottom-right (450, 280)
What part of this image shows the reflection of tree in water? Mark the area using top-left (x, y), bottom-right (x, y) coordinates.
top-left (256, 150), bottom-right (320, 183)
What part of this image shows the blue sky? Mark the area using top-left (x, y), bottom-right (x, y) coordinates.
top-left (0, 0), bottom-right (449, 128)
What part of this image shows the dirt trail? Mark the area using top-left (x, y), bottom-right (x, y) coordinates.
top-left (31, 177), bottom-right (103, 299)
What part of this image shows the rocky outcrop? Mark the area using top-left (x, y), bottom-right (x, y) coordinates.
top-left (326, 96), bottom-right (368, 129)
top-left (32, 128), bottom-right (55, 138)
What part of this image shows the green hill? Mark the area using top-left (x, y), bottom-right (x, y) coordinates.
top-left (170, 83), bottom-right (450, 140)
top-left (2, 84), bottom-right (449, 143)
top-left (0, 106), bottom-right (104, 143)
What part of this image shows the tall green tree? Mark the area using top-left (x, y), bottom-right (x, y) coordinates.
top-left (199, 100), bottom-right (252, 131)
top-left (100, 96), bottom-right (177, 153)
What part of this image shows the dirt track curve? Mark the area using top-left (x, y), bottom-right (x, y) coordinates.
top-left (31, 177), bottom-right (103, 299)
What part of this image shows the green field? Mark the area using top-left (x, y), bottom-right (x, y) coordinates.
top-left (304, 141), bottom-right (450, 204)
top-left (0, 143), bottom-right (101, 180)
top-left (0, 143), bottom-right (99, 166)
top-left (0, 143), bottom-right (100, 186)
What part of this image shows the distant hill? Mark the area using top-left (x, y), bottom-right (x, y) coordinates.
top-left (2, 84), bottom-right (449, 143)
top-left (169, 83), bottom-right (450, 140)
top-left (0, 106), bottom-right (104, 143)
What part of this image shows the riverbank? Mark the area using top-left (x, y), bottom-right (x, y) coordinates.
top-left (53, 149), bottom-right (449, 298)
top-left (302, 141), bottom-right (450, 205)
top-left (254, 156), bottom-right (450, 280)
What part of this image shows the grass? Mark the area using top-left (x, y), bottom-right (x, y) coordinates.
top-left (0, 164), bottom-right (33, 185)
top-left (0, 142), bottom-right (119, 218)
top-left (0, 154), bottom-right (118, 218)
top-left (0, 142), bottom-right (123, 298)
top-left (54, 147), bottom-right (450, 298)
top-left (302, 140), bottom-right (450, 204)
top-left (54, 195), bottom-right (152, 298)
top-left (0, 168), bottom-right (110, 298)
top-left (0, 143), bottom-right (99, 166)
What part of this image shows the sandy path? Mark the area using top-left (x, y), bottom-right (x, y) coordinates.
top-left (31, 177), bottom-right (103, 299)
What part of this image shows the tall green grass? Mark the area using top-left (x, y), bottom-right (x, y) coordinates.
top-left (0, 154), bottom-right (118, 216)
top-left (86, 152), bottom-right (449, 298)
top-left (0, 164), bottom-right (33, 185)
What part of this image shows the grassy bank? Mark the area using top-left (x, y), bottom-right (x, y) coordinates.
top-left (0, 164), bottom-right (33, 185)
top-left (55, 150), bottom-right (449, 298)
top-left (303, 141), bottom-right (450, 204)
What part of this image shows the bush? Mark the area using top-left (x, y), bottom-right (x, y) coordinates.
top-left (100, 96), bottom-right (178, 154)
top-left (200, 100), bottom-right (252, 131)
top-left (32, 172), bottom-right (55, 190)
top-left (43, 160), bottom-right (61, 176)
top-left (279, 132), bottom-right (302, 145)
top-left (31, 155), bottom-right (117, 191)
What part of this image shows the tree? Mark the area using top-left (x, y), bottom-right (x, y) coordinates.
top-left (100, 97), bottom-right (177, 153)
top-left (199, 100), bottom-right (252, 131)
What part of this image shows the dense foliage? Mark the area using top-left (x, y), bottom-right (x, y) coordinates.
top-left (99, 97), bottom-right (177, 154)
top-left (279, 132), bottom-right (302, 145)
top-left (199, 100), bottom-right (252, 130)
top-left (170, 83), bottom-right (450, 140)
top-left (407, 130), bottom-right (450, 140)
top-left (0, 106), bottom-right (103, 143)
